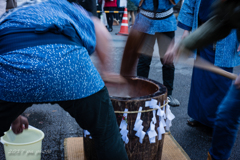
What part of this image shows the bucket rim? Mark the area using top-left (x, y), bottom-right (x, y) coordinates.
top-left (1, 128), bottom-right (45, 146)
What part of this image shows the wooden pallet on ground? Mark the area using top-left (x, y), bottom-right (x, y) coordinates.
top-left (64, 133), bottom-right (190, 160)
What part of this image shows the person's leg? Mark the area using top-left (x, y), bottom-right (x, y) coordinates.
top-left (137, 34), bottom-right (156, 78)
top-left (0, 100), bottom-right (33, 137)
top-left (131, 11), bottom-right (135, 24)
top-left (157, 32), bottom-right (179, 106)
top-left (187, 45), bottom-right (232, 127)
top-left (107, 7), bottom-right (114, 31)
top-left (157, 32), bottom-right (175, 96)
top-left (209, 85), bottom-right (240, 160)
top-left (97, 3), bottom-right (102, 19)
top-left (108, 13), bottom-right (114, 31)
top-left (58, 86), bottom-right (128, 160)
top-left (157, 32), bottom-right (180, 105)
top-left (115, 7), bottom-right (120, 21)
top-left (119, 7), bottom-right (124, 22)
top-left (127, 11), bottom-right (131, 25)
top-left (104, 7), bottom-right (112, 31)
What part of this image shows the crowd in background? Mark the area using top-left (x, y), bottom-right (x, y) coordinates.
top-left (96, 0), bottom-right (138, 32)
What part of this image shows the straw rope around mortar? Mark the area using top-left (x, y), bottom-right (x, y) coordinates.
top-left (114, 101), bottom-right (168, 114)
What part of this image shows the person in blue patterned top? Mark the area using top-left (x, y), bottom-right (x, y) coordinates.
top-left (0, 0), bottom-right (128, 159)
top-left (176, 0), bottom-right (240, 128)
top-left (164, 0), bottom-right (240, 159)
top-left (120, 0), bottom-right (180, 106)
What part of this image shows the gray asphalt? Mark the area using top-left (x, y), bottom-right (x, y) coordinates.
top-left (1, 25), bottom-right (240, 160)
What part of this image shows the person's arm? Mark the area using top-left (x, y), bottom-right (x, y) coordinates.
top-left (177, 0), bottom-right (195, 30)
top-left (179, 0), bottom-right (240, 51)
top-left (175, 0), bottom-right (193, 42)
top-left (91, 17), bottom-right (111, 70)
top-left (169, 0), bottom-right (180, 5)
top-left (164, 0), bottom-right (240, 65)
top-left (92, 17), bottom-right (126, 83)
top-left (163, 6), bottom-right (193, 65)
top-left (180, 16), bottom-right (232, 51)
top-left (181, 30), bottom-right (190, 39)
top-left (120, 29), bottom-right (146, 76)
top-left (235, 74), bottom-right (240, 89)
top-left (163, 16), bottom-right (233, 65)
top-left (11, 115), bottom-right (29, 134)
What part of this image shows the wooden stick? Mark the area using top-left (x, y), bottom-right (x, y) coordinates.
top-left (183, 55), bottom-right (238, 80)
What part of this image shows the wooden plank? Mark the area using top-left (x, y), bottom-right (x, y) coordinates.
top-left (162, 133), bottom-right (191, 160)
top-left (64, 137), bottom-right (84, 160)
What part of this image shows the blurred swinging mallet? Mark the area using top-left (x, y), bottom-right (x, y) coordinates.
top-left (187, 55), bottom-right (238, 80)
top-left (120, 28), bottom-right (238, 80)
top-left (161, 35), bottom-right (238, 80)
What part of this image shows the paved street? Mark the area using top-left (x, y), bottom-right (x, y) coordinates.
top-left (0, 23), bottom-right (240, 160)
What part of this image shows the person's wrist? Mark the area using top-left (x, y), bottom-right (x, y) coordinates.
top-left (12, 116), bottom-right (21, 125)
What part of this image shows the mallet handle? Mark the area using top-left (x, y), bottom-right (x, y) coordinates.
top-left (194, 56), bottom-right (238, 80)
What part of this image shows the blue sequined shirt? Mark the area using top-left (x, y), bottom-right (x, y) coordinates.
top-left (0, 0), bottom-right (105, 103)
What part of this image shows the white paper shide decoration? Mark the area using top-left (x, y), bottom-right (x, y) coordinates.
top-left (147, 110), bottom-right (158, 143)
top-left (144, 99), bottom-right (175, 143)
top-left (165, 103), bottom-right (175, 131)
top-left (133, 107), bottom-right (146, 143)
top-left (84, 98), bottom-right (175, 145)
top-left (83, 130), bottom-right (92, 139)
top-left (120, 108), bottom-right (129, 144)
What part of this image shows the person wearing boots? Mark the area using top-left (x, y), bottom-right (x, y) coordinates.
top-left (164, 0), bottom-right (240, 159)
top-left (121, 0), bottom-right (180, 106)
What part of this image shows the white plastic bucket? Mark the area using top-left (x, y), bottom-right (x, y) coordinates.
top-left (1, 128), bottom-right (45, 160)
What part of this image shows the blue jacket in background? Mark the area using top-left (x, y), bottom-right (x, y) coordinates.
top-left (131, 0), bottom-right (180, 35)
top-left (178, 0), bottom-right (240, 68)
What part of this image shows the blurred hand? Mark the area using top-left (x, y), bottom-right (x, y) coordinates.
top-left (234, 74), bottom-right (240, 89)
top-left (181, 30), bottom-right (190, 39)
top-left (163, 40), bottom-right (178, 65)
top-left (163, 30), bottom-right (194, 65)
top-left (163, 43), bottom-right (193, 65)
top-left (237, 44), bottom-right (240, 53)
top-left (11, 115), bottom-right (29, 134)
top-left (101, 72), bottom-right (127, 84)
